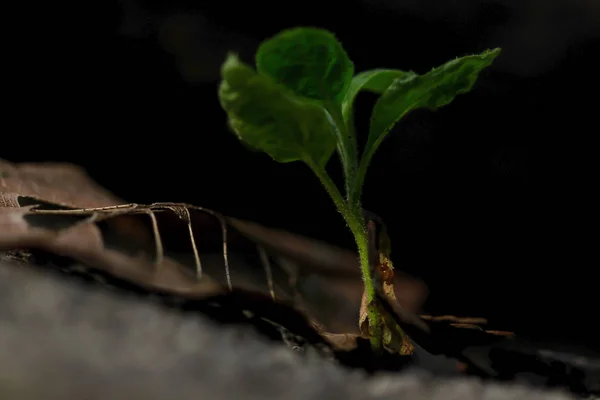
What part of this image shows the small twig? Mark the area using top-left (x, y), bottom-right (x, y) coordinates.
top-left (257, 244), bottom-right (276, 300)
top-left (420, 315), bottom-right (488, 325)
top-left (143, 210), bottom-right (164, 267)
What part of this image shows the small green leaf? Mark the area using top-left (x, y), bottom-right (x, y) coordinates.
top-left (352, 48), bottom-right (501, 198)
top-left (255, 27), bottom-right (354, 103)
top-left (218, 53), bottom-right (337, 167)
top-left (368, 49), bottom-right (500, 159)
top-left (342, 69), bottom-right (417, 130)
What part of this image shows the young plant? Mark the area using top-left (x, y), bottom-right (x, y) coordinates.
top-left (218, 27), bottom-right (500, 352)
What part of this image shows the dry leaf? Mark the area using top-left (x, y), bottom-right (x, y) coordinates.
top-left (359, 253), bottom-right (415, 355)
top-left (0, 159), bottom-right (516, 369)
top-left (0, 159), bottom-right (124, 208)
top-left (320, 333), bottom-right (363, 352)
top-left (0, 159), bottom-right (429, 351)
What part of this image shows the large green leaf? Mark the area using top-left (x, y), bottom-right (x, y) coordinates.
top-left (366, 49), bottom-right (501, 164)
top-left (218, 53), bottom-right (337, 167)
top-left (342, 69), bottom-right (417, 130)
top-left (255, 27), bottom-right (354, 104)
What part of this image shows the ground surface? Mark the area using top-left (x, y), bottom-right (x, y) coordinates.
top-left (0, 261), bottom-right (585, 400)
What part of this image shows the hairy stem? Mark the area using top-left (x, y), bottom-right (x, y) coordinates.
top-left (307, 162), bottom-right (383, 350)
top-left (325, 103), bottom-right (358, 206)
top-left (354, 224), bottom-right (383, 351)
top-left (353, 127), bottom-right (392, 204)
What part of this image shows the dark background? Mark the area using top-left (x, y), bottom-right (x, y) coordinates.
top-left (5, 0), bottom-right (599, 347)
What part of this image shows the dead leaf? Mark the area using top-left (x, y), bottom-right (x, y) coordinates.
top-left (0, 158), bottom-right (519, 374)
top-left (0, 159), bottom-right (430, 351)
top-left (0, 159), bottom-right (124, 207)
top-left (321, 333), bottom-right (363, 352)
top-left (359, 252), bottom-right (415, 355)
top-left (0, 205), bottom-right (223, 297)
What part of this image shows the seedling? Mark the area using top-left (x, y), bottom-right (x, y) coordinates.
top-left (218, 27), bottom-right (500, 352)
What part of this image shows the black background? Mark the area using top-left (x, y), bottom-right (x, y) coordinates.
top-left (5, 0), bottom-right (599, 347)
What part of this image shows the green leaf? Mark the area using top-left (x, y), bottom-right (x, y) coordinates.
top-left (342, 69), bottom-right (417, 130)
top-left (255, 27), bottom-right (354, 104)
top-left (353, 48), bottom-right (501, 197)
top-left (218, 53), bottom-right (337, 167)
top-left (368, 49), bottom-right (501, 151)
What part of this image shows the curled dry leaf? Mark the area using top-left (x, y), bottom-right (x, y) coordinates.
top-left (359, 252), bottom-right (415, 355)
top-left (356, 220), bottom-right (419, 356)
top-left (0, 159), bottom-right (429, 351)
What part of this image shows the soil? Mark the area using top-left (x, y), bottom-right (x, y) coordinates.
top-left (1, 255), bottom-right (598, 399)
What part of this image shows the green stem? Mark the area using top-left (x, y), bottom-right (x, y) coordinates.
top-left (325, 103), bottom-right (358, 206)
top-left (354, 222), bottom-right (384, 351)
top-left (354, 159), bottom-right (368, 207)
top-left (307, 162), bottom-right (383, 350)
top-left (352, 127), bottom-right (390, 207)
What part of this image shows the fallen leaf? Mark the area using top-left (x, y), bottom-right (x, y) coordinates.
top-left (359, 252), bottom-right (415, 355)
top-left (0, 159), bottom-right (124, 208)
top-left (2, 160), bottom-right (509, 364)
top-left (0, 159), bottom-right (429, 350)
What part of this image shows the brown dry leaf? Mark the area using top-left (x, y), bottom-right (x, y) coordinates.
top-left (359, 253), bottom-right (415, 355)
top-left (0, 159), bottom-right (124, 208)
top-left (359, 289), bottom-right (370, 337)
top-left (225, 217), bottom-right (428, 336)
top-left (0, 159), bottom-right (431, 352)
top-left (0, 204), bottom-right (224, 297)
top-left (320, 333), bottom-right (363, 352)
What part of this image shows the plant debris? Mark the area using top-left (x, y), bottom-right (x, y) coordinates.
top-left (1, 159), bottom-right (598, 396)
